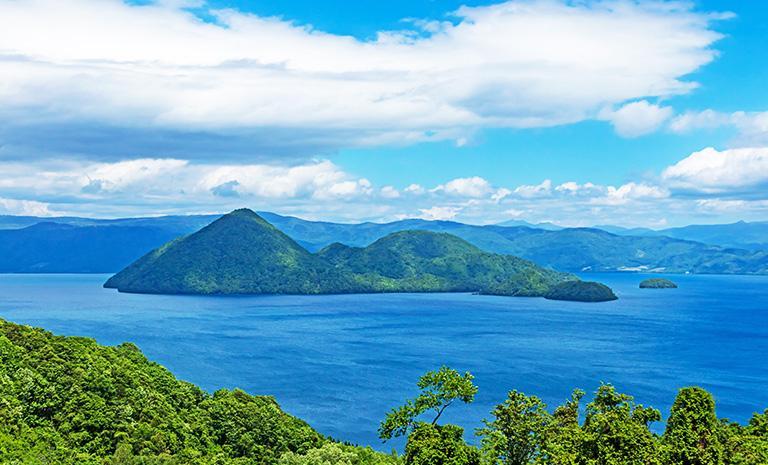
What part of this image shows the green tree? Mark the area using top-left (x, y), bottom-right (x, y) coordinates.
top-left (722, 410), bottom-right (768, 465)
top-left (580, 384), bottom-right (661, 465)
top-left (405, 423), bottom-right (480, 465)
top-left (539, 389), bottom-right (584, 465)
top-left (380, 367), bottom-right (479, 465)
top-left (379, 367), bottom-right (478, 441)
top-left (477, 391), bottom-right (551, 465)
top-left (663, 387), bottom-right (723, 465)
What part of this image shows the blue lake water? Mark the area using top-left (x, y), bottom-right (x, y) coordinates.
top-left (0, 272), bottom-right (766, 448)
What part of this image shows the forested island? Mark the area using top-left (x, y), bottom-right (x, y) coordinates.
top-left (640, 278), bottom-right (678, 289)
top-left (0, 319), bottom-right (766, 464)
top-left (104, 209), bottom-right (617, 302)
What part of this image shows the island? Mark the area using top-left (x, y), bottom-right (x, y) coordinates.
top-left (104, 209), bottom-right (617, 302)
top-left (544, 280), bottom-right (618, 302)
top-left (639, 278), bottom-right (678, 289)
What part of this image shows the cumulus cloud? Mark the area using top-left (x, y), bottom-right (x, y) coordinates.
top-left (433, 176), bottom-right (493, 197)
top-left (419, 206), bottom-right (461, 221)
top-left (555, 181), bottom-right (599, 195)
top-left (593, 182), bottom-right (669, 205)
top-left (599, 100), bottom-right (674, 137)
top-left (661, 147), bottom-right (768, 192)
top-left (0, 0), bottom-right (727, 159)
top-left (0, 197), bottom-right (55, 216)
top-left (380, 186), bottom-right (400, 199)
top-left (514, 180), bottom-right (552, 198)
top-left (404, 184), bottom-right (425, 195)
top-left (669, 109), bottom-right (768, 144)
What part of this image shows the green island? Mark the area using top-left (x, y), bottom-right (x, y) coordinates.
top-left (104, 209), bottom-right (616, 302)
top-left (1, 319), bottom-right (767, 465)
top-left (543, 281), bottom-right (617, 302)
top-left (639, 278), bottom-right (679, 289)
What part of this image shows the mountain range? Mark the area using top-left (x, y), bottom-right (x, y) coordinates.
top-left (105, 209), bottom-right (590, 299)
top-left (597, 221), bottom-right (768, 251)
top-left (0, 212), bottom-right (766, 275)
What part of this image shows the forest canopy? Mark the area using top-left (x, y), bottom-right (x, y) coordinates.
top-left (0, 319), bottom-right (766, 464)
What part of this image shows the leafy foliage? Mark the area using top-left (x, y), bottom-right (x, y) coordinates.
top-left (404, 423), bottom-right (480, 465)
top-left (389, 370), bottom-right (768, 465)
top-left (0, 319), bottom-right (390, 465)
top-left (379, 367), bottom-right (478, 441)
top-left (3, 322), bottom-right (768, 465)
top-left (106, 210), bottom-right (586, 299)
top-left (477, 391), bottom-right (550, 465)
top-left (663, 387), bottom-right (722, 465)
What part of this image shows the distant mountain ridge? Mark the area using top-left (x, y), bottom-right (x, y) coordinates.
top-left (598, 221), bottom-right (768, 251)
top-left (105, 209), bottom-right (582, 299)
top-left (1, 212), bottom-right (766, 275)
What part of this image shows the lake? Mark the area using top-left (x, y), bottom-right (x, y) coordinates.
top-left (0, 272), bottom-right (766, 448)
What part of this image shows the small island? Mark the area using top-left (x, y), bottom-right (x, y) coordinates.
top-left (639, 278), bottom-right (678, 289)
top-left (545, 280), bottom-right (618, 302)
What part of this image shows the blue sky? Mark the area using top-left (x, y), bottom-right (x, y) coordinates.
top-left (0, 0), bottom-right (766, 226)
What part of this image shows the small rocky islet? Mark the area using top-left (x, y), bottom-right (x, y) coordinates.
top-left (639, 278), bottom-right (678, 289)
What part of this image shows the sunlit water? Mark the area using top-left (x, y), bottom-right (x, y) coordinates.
top-left (0, 273), bottom-right (766, 448)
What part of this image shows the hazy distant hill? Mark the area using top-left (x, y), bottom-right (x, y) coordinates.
top-left (1, 212), bottom-right (766, 275)
top-left (105, 209), bottom-right (578, 298)
top-left (0, 223), bottom-right (178, 273)
top-left (594, 221), bottom-right (768, 250)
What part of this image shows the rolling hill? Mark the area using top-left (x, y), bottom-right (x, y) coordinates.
top-left (105, 209), bottom-right (587, 299)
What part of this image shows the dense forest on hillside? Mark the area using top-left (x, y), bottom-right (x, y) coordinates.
top-left (1, 319), bottom-right (767, 464)
top-left (105, 209), bottom-right (591, 300)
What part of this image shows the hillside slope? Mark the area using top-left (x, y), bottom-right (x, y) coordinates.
top-left (106, 210), bottom-right (583, 299)
top-left (104, 209), bottom-right (351, 294)
top-left (319, 231), bottom-right (571, 296)
top-left (0, 319), bottom-right (324, 464)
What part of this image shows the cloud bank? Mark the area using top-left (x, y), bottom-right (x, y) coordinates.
top-left (2, 143), bottom-right (766, 226)
top-left (0, 0), bottom-right (726, 159)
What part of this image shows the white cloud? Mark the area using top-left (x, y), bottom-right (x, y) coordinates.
top-left (418, 206), bottom-right (461, 221)
top-left (0, 197), bottom-right (55, 216)
top-left (380, 186), bottom-right (400, 199)
top-left (404, 184), bottom-right (425, 195)
top-left (514, 180), bottom-right (552, 198)
top-left (434, 176), bottom-right (493, 197)
top-left (662, 147), bottom-right (768, 192)
top-left (0, 0), bottom-right (727, 156)
top-left (81, 159), bottom-right (189, 193)
top-left (491, 188), bottom-right (512, 203)
top-left (200, 160), bottom-right (353, 199)
top-left (555, 181), bottom-right (599, 195)
top-left (669, 109), bottom-right (768, 144)
top-left (599, 100), bottom-right (673, 137)
top-left (696, 198), bottom-right (768, 213)
top-left (316, 179), bottom-right (374, 199)
top-left (593, 182), bottom-right (669, 205)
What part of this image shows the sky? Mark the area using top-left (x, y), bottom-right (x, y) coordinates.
top-left (0, 0), bottom-right (766, 227)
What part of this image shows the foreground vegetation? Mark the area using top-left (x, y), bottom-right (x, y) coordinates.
top-left (1, 320), bottom-right (766, 464)
top-left (0, 319), bottom-right (395, 464)
top-left (380, 367), bottom-right (768, 465)
top-left (105, 209), bottom-right (603, 300)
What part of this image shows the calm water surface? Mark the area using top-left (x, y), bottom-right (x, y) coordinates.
top-left (0, 273), bottom-right (766, 447)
